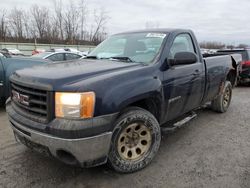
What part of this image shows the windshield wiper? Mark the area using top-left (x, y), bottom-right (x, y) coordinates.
top-left (109, 56), bottom-right (135, 63)
top-left (85, 55), bottom-right (136, 63)
top-left (85, 55), bottom-right (98, 59)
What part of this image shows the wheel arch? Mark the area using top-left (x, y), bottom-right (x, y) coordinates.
top-left (226, 68), bottom-right (237, 87)
top-left (117, 92), bottom-right (163, 123)
top-left (226, 56), bottom-right (240, 87)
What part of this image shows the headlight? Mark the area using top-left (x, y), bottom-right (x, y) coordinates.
top-left (55, 92), bottom-right (95, 118)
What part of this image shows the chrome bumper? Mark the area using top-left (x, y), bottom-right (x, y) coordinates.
top-left (9, 116), bottom-right (112, 167)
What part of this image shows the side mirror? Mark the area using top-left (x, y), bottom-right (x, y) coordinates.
top-left (169, 52), bottom-right (198, 66)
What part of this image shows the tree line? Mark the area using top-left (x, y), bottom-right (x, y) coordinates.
top-left (199, 41), bottom-right (248, 49)
top-left (0, 0), bottom-right (109, 45)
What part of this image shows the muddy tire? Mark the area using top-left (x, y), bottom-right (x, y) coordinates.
top-left (108, 107), bottom-right (161, 173)
top-left (211, 81), bottom-right (232, 113)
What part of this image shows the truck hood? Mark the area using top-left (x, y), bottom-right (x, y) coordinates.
top-left (3, 57), bottom-right (48, 73)
top-left (12, 59), bottom-right (143, 90)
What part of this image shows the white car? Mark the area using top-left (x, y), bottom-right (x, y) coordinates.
top-left (64, 48), bottom-right (79, 53)
top-left (31, 51), bottom-right (83, 61)
top-left (64, 48), bottom-right (90, 57)
top-left (2, 48), bottom-right (24, 56)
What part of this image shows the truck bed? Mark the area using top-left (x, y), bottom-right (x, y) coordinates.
top-left (202, 54), bottom-right (242, 103)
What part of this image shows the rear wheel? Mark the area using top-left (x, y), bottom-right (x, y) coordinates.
top-left (211, 81), bottom-right (232, 113)
top-left (108, 107), bottom-right (161, 173)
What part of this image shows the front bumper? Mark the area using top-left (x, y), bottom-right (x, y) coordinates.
top-left (6, 100), bottom-right (117, 167)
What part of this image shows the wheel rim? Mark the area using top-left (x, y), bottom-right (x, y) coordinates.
top-left (223, 87), bottom-right (231, 108)
top-left (117, 122), bottom-right (152, 161)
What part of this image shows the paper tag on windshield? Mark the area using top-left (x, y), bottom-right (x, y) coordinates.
top-left (146, 33), bottom-right (166, 38)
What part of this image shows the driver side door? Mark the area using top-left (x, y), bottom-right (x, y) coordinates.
top-left (162, 33), bottom-right (205, 122)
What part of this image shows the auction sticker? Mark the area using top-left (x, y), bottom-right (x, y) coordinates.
top-left (146, 33), bottom-right (166, 38)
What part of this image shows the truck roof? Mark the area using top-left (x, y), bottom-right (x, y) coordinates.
top-left (115, 28), bottom-right (192, 35)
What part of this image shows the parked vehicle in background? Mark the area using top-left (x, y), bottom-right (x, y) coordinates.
top-left (217, 49), bottom-right (250, 84)
top-left (2, 48), bottom-right (24, 56)
top-left (31, 51), bottom-right (83, 61)
top-left (6, 29), bottom-right (241, 173)
top-left (64, 48), bottom-right (80, 53)
top-left (32, 49), bottom-right (46, 55)
top-left (80, 50), bottom-right (89, 56)
top-left (0, 56), bottom-right (49, 105)
top-left (0, 50), bottom-right (11, 58)
top-left (65, 48), bottom-right (88, 57)
top-left (201, 48), bottom-right (219, 55)
top-left (200, 48), bottom-right (209, 54)
top-left (48, 48), bottom-right (65, 52)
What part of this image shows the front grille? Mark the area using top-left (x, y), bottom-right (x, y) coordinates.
top-left (11, 82), bottom-right (53, 123)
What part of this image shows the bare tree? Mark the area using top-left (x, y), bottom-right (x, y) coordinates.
top-left (79, 0), bottom-right (87, 41)
top-left (53, 0), bottom-right (64, 40)
top-left (226, 45), bottom-right (235, 50)
top-left (0, 0), bottom-right (109, 44)
top-left (8, 7), bottom-right (24, 41)
top-left (63, 1), bottom-right (80, 44)
top-left (22, 11), bottom-right (32, 39)
top-left (0, 9), bottom-right (8, 41)
top-left (90, 8), bottom-right (109, 43)
top-left (50, 16), bottom-right (61, 43)
top-left (237, 44), bottom-right (248, 48)
top-left (30, 5), bottom-right (50, 40)
top-left (200, 41), bottom-right (226, 49)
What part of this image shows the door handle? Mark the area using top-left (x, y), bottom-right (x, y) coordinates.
top-left (192, 70), bottom-right (200, 76)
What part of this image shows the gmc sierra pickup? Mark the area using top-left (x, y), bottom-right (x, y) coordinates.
top-left (6, 29), bottom-right (241, 173)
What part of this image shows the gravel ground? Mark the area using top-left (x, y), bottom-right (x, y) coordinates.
top-left (0, 87), bottom-right (249, 188)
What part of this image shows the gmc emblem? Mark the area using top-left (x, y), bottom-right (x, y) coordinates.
top-left (12, 90), bottom-right (30, 106)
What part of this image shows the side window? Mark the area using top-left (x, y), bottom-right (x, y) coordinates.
top-left (169, 34), bottom-right (195, 59)
top-left (65, 53), bottom-right (81, 60)
top-left (47, 53), bottom-right (64, 61)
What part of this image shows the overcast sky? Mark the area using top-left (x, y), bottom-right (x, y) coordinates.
top-left (2, 0), bottom-right (250, 45)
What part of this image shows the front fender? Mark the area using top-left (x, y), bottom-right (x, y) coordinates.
top-left (99, 75), bottom-right (163, 115)
top-left (3, 58), bottom-right (46, 98)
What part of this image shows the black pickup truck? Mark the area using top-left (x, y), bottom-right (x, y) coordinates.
top-left (6, 29), bottom-right (241, 173)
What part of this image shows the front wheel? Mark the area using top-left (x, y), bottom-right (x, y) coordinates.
top-left (211, 81), bottom-right (232, 113)
top-left (108, 107), bottom-right (161, 173)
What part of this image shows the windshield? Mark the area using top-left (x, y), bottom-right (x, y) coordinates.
top-left (88, 32), bottom-right (167, 63)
